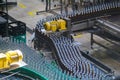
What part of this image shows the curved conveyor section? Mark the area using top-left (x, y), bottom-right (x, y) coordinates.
top-left (0, 67), bottom-right (39, 80)
top-left (34, 1), bottom-right (120, 80)
top-left (35, 30), bottom-right (113, 80)
top-left (0, 38), bottom-right (79, 80)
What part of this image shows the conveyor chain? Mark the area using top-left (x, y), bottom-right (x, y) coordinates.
top-left (34, 1), bottom-right (120, 80)
top-left (35, 29), bottom-right (114, 80)
top-left (37, 1), bottom-right (120, 26)
top-left (0, 38), bottom-right (80, 80)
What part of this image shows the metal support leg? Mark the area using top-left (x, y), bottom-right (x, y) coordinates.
top-left (46, 0), bottom-right (48, 12)
top-left (91, 33), bottom-right (94, 49)
top-left (48, 0), bottom-right (51, 11)
top-left (65, 5), bottom-right (68, 16)
top-left (60, 0), bottom-right (63, 14)
top-left (5, 0), bottom-right (8, 36)
top-left (71, 0), bottom-right (75, 13)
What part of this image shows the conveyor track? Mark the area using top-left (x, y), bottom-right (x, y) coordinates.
top-left (96, 19), bottom-right (120, 39)
top-left (35, 30), bottom-right (114, 80)
top-left (0, 38), bottom-right (79, 80)
top-left (34, 1), bottom-right (120, 80)
top-left (38, 1), bottom-right (120, 25)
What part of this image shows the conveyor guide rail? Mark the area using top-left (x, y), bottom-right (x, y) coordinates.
top-left (96, 19), bottom-right (120, 39)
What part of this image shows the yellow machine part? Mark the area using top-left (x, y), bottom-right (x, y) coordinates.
top-left (44, 22), bottom-right (51, 31)
top-left (49, 21), bottom-right (58, 32)
top-left (57, 19), bottom-right (66, 30)
top-left (6, 50), bottom-right (23, 63)
top-left (44, 19), bottom-right (67, 32)
top-left (0, 53), bottom-right (9, 69)
top-left (50, 24), bottom-right (57, 32)
top-left (0, 50), bottom-right (23, 70)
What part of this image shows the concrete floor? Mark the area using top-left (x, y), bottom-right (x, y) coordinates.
top-left (8, 0), bottom-right (120, 77)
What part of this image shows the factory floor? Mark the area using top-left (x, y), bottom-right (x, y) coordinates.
top-left (8, 0), bottom-right (120, 77)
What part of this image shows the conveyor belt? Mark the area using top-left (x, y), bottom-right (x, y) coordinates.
top-left (34, 1), bottom-right (120, 80)
top-left (0, 38), bottom-right (79, 80)
top-left (35, 30), bottom-right (114, 80)
top-left (38, 1), bottom-right (120, 25)
top-left (96, 19), bottom-right (120, 39)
